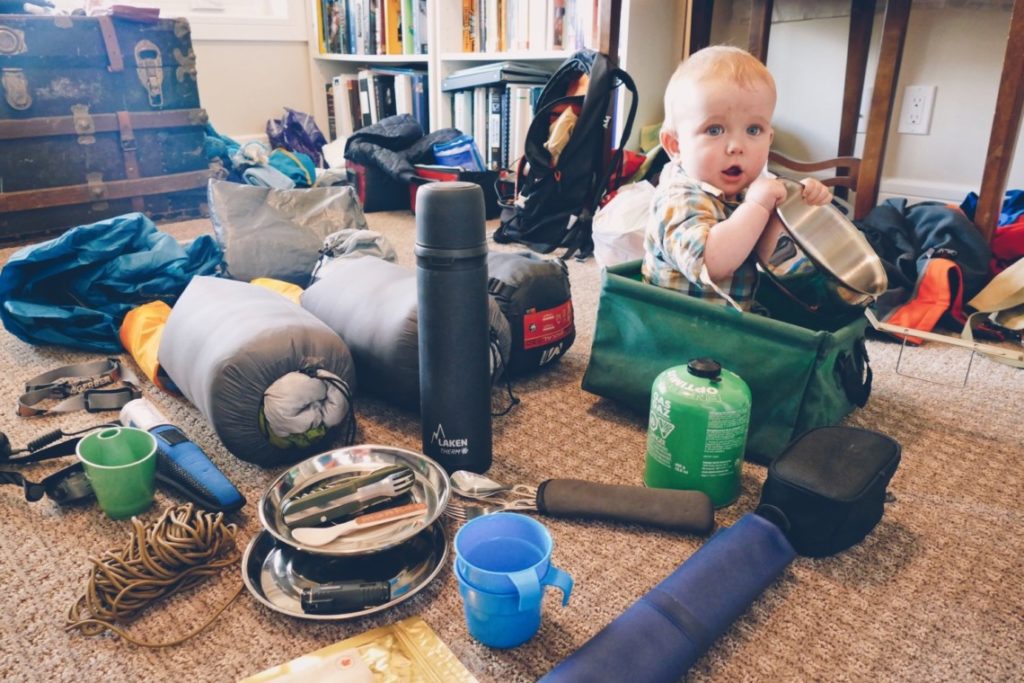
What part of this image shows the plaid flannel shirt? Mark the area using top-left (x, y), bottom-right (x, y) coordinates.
top-left (641, 163), bottom-right (759, 309)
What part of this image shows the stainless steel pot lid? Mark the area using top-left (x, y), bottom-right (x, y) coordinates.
top-left (774, 178), bottom-right (888, 299)
top-left (242, 522), bottom-right (448, 621)
top-left (259, 444), bottom-right (450, 556)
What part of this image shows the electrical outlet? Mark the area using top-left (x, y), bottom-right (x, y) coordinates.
top-left (897, 85), bottom-right (936, 135)
top-left (857, 86), bottom-right (873, 134)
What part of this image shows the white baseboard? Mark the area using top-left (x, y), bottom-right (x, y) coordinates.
top-left (229, 134), bottom-right (270, 146)
top-left (876, 177), bottom-right (972, 205)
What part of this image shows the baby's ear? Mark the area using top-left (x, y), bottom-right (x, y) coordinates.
top-left (660, 129), bottom-right (680, 158)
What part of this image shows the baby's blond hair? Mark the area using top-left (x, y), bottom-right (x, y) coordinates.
top-left (663, 46), bottom-right (776, 135)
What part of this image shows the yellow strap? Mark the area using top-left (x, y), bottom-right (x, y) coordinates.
top-left (272, 147), bottom-right (314, 186)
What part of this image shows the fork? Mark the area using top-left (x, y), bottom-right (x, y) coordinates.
top-left (444, 496), bottom-right (536, 522)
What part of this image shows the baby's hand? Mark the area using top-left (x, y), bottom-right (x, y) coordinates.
top-left (800, 178), bottom-right (832, 206)
top-left (746, 177), bottom-right (788, 212)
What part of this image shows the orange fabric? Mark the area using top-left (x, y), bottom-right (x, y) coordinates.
top-left (119, 300), bottom-right (176, 393)
top-left (883, 258), bottom-right (962, 344)
top-left (550, 74), bottom-right (589, 117)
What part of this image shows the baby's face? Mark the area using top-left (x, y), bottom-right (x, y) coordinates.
top-left (665, 79), bottom-right (775, 200)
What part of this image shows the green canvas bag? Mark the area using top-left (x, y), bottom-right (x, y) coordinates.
top-left (581, 260), bottom-right (872, 464)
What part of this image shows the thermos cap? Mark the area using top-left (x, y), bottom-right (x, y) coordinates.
top-left (415, 181), bottom-right (487, 254)
top-left (687, 358), bottom-right (722, 380)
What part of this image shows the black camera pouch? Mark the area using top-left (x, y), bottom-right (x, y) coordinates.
top-left (757, 426), bottom-right (901, 557)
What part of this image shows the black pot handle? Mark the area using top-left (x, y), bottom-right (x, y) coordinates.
top-left (836, 337), bottom-right (872, 407)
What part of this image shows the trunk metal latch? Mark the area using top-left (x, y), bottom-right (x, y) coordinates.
top-left (134, 40), bottom-right (164, 108)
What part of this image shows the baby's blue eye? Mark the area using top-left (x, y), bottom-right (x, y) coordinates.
top-left (747, 125), bottom-right (763, 136)
top-left (706, 125), bottom-right (724, 136)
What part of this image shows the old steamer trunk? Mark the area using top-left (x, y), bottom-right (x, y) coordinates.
top-left (0, 14), bottom-right (219, 241)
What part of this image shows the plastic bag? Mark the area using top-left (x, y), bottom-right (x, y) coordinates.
top-left (267, 108), bottom-right (329, 168)
top-left (591, 180), bottom-right (654, 268)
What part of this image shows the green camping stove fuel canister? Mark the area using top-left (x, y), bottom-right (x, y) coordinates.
top-left (644, 358), bottom-right (751, 508)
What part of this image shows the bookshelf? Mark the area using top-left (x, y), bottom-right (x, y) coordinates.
top-left (306, 0), bottom-right (604, 147)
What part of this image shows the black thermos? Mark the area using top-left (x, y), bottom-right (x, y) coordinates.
top-left (416, 182), bottom-right (492, 473)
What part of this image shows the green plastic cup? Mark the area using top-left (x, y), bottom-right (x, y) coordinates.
top-left (76, 426), bottom-right (157, 519)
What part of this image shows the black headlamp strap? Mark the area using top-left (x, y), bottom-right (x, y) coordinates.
top-left (0, 462), bottom-right (93, 505)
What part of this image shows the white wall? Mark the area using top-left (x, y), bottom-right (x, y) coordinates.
top-left (717, 4), bottom-right (1022, 203)
top-left (618, 0), bottom-right (688, 149)
top-left (189, 0), bottom-right (313, 140)
top-left (194, 39), bottom-right (313, 140)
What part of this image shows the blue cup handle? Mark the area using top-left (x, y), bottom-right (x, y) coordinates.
top-left (541, 565), bottom-right (573, 606)
top-left (507, 568), bottom-right (541, 612)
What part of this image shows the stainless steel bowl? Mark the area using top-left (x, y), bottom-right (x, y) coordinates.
top-left (258, 444), bottom-right (450, 556)
top-left (242, 522), bottom-right (447, 620)
top-left (758, 178), bottom-right (887, 313)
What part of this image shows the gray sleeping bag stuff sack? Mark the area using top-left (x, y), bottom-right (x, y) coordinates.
top-left (208, 179), bottom-right (369, 285)
top-left (159, 276), bottom-right (357, 467)
top-left (301, 256), bottom-right (511, 410)
top-left (487, 252), bottom-right (575, 375)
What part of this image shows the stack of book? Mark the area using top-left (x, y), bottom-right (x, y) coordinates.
top-left (443, 62), bottom-right (552, 172)
top-left (318, 0), bottom-right (428, 56)
top-left (327, 68), bottom-right (429, 142)
top-left (461, 0), bottom-right (596, 53)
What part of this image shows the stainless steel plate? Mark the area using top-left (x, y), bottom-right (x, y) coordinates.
top-left (242, 523), bottom-right (448, 621)
top-left (259, 444), bottom-right (450, 556)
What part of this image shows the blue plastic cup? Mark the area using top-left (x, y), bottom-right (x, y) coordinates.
top-left (453, 513), bottom-right (573, 648)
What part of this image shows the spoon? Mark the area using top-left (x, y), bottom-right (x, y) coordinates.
top-left (450, 470), bottom-right (512, 498)
top-left (450, 471), bottom-right (539, 501)
top-left (291, 502), bottom-right (427, 547)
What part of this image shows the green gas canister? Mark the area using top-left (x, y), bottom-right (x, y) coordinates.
top-left (644, 358), bottom-right (751, 507)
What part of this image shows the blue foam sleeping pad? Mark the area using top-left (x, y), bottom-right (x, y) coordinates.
top-left (541, 513), bottom-right (796, 683)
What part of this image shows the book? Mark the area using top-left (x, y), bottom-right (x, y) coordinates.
top-left (442, 61), bottom-right (552, 92)
top-left (414, 0), bottom-right (427, 53)
top-left (325, 82), bottom-right (337, 140)
top-left (332, 74), bottom-right (357, 139)
top-left (487, 86), bottom-right (503, 170)
top-left (357, 69), bottom-right (376, 126)
top-left (411, 72), bottom-right (429, 130)
top-left (346, 75), bottom-right (363, 131)
top-left (402, 0), bottom-right (415, 55)
top-left (509, 84), bottom-right (534, 167)
top-left (462, 0), bottom-right (476, 51)
top-left (374, 73), bottom-right (397, 120)
top-left (473, 87), bottom-right (488, 167)
top-left (384, 0), bottom-right (401, 54)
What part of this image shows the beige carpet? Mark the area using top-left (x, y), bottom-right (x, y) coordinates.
top-left (1, 212), bottom-right (1022, 683)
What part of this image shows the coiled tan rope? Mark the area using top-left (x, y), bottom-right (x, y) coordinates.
top-left (66, 503), bottom-right (243, 648)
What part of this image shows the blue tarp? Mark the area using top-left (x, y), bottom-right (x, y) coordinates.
top-left (0, 212), bottom-right (223, 352)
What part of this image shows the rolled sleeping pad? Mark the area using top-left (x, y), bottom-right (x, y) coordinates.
top-left (540, 513), bottom-right (796, 683)
top-left (301, 256), bottom-right (511, 411)
top-left (159, 276), bottom-right (357, 467)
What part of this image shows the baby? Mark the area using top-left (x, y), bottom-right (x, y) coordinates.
top-left (642, 45), bottom-right (832, 310)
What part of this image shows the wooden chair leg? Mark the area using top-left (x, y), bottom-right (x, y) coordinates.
top-left (975, 0), bottom-right (1024, 243)
top-left (836, 0), bottom-right (876, 200)
top-left (855, 0), bottom-right (911, 221)
top-left (688, 0), bottom-right (714, 56)
top-left (748, 0), bottom-right (774, 63)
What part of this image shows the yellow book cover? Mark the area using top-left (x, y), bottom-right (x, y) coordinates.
top-left (240, 616), bottom-right (477, 683)
top-left (385, 0), bottom-right (402, 54)
top-left (462, 0), bottom-right (476, 51)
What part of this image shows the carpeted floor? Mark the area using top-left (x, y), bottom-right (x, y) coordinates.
top-left (1, 212), bottom-right (1022, 682)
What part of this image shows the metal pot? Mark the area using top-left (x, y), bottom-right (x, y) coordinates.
top-left (758, 178), bottom-right (887, 313)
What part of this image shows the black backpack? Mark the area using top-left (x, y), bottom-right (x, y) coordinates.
top-left (494, 50), bottom-right (639, 260)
